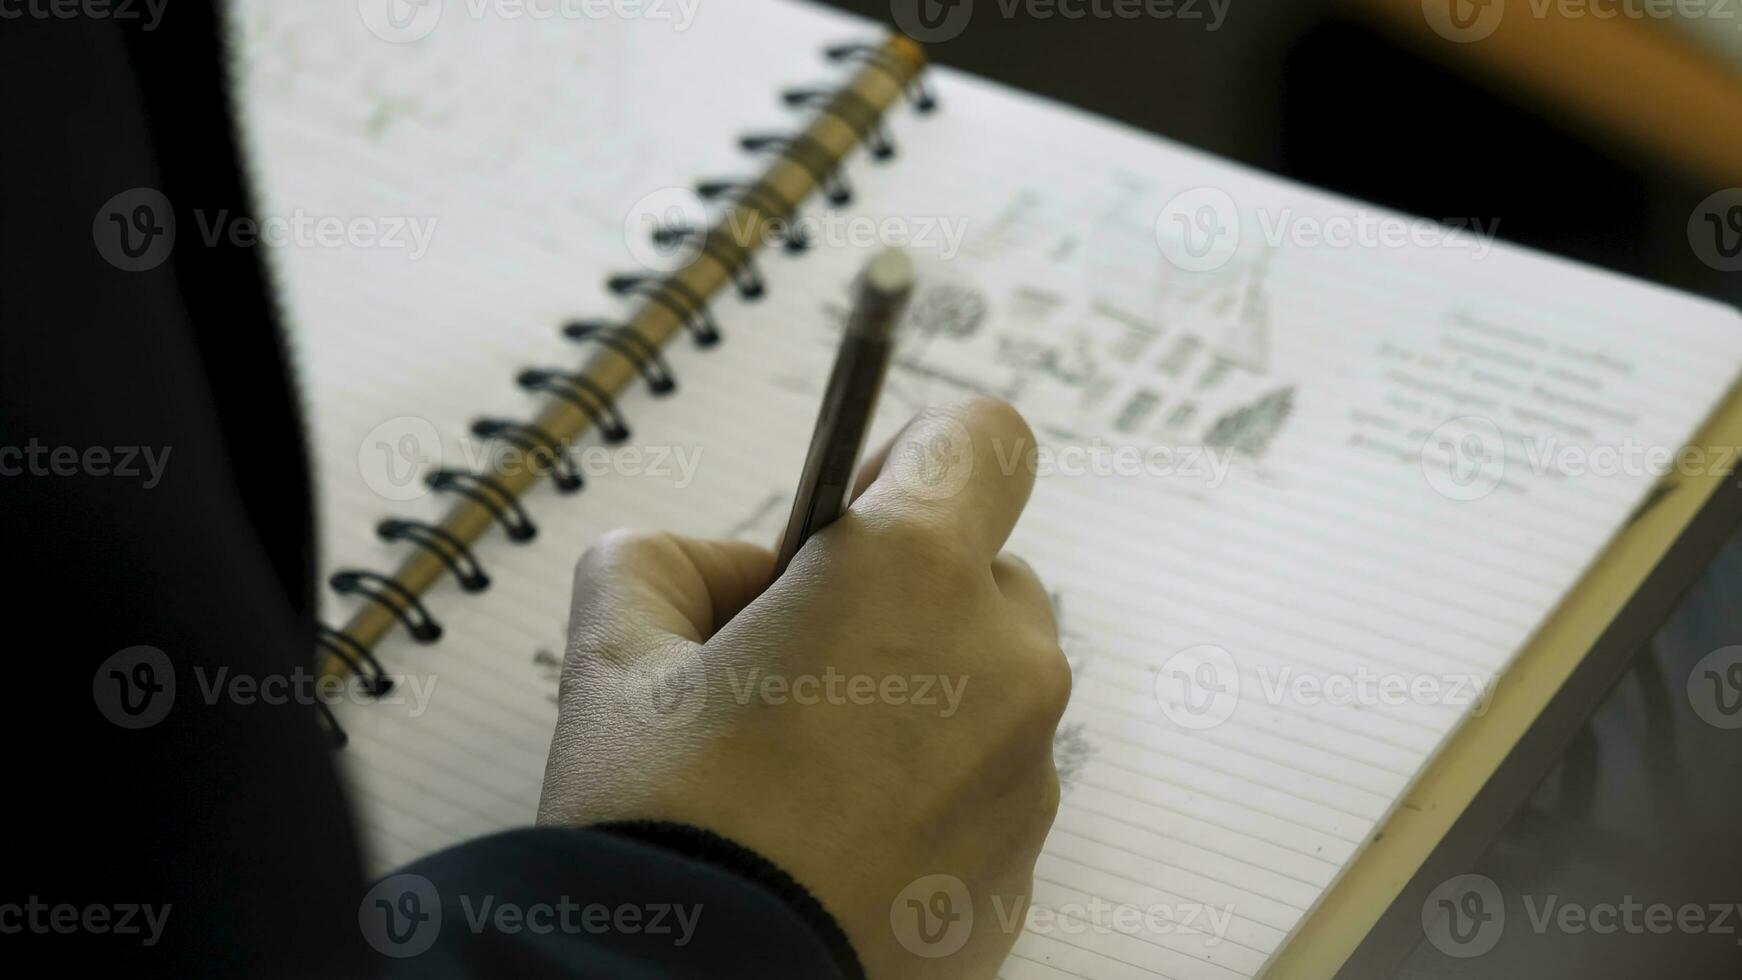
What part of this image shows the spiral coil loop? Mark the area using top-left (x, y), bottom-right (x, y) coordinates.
top-left (315, 36), bottom-right (937, 739)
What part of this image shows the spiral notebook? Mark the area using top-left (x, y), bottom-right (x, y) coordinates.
top-left (237, 2), bottom-right (1742, 977)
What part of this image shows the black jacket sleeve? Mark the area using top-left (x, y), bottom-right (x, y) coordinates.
top-left (383, 824), bottom-right (860, 978)
top-left (1, 6), bottom-right (855, 977)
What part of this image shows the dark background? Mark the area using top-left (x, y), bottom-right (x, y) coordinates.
top-left (825, 0), bottom-right (1741, 304)
top-left (815, 1), bottom-right (1742, 976)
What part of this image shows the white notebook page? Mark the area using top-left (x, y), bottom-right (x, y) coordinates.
top-left (236, 2), bottom-right (1742, 976)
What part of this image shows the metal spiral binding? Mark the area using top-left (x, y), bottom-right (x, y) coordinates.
top-left (515, 370), bottom-right (631, 442)
top-left (329, 571), bottom-right (443, 643)
top-left (560, 321), bottom-right (678, 394)
top-left (312, 36), bottom-right (935, 748)
top-left (426, 469), bottom-right (538, 541)
top-left (470, 419), bottom-right (584, 494)
top-left (377, 519), bottom-right (492, 592)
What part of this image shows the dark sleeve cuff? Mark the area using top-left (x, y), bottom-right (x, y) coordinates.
top-left (590, 820), bottom-right (866, 980)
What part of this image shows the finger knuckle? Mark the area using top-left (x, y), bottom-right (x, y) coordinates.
top-left (1023, 641), bottom-right (1073, 721)
top-left (580, 528), bottom-right (668, 570)
top-left (859, 509), bottom-right (977, 578)
top-left (1037, 767), bottom-right (1062, 827)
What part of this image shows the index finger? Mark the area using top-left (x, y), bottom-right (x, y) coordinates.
top-left (851, 397), bottom-right (1037, 560)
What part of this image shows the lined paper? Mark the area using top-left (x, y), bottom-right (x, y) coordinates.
top-left (235, 1), bottom-right (1742, 976)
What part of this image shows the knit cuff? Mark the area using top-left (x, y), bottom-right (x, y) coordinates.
top-left (590, 819), bottom-right (866, 980)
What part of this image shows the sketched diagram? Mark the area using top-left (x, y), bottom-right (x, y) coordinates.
top-left (906, 281), bottom-right (989, 340)
top-left (533, 648), bottom-right (563, 704)
top-left (1052, 592), bottom-right (1100, 794)
top-left (1202, 386), bottom-right (1296, 462)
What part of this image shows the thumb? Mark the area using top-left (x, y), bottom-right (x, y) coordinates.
top-left (570, 530), bottom-right (775, 655)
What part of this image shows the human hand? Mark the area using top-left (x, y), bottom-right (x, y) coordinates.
top-left (538, 397), bottom-right (1069, 979)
